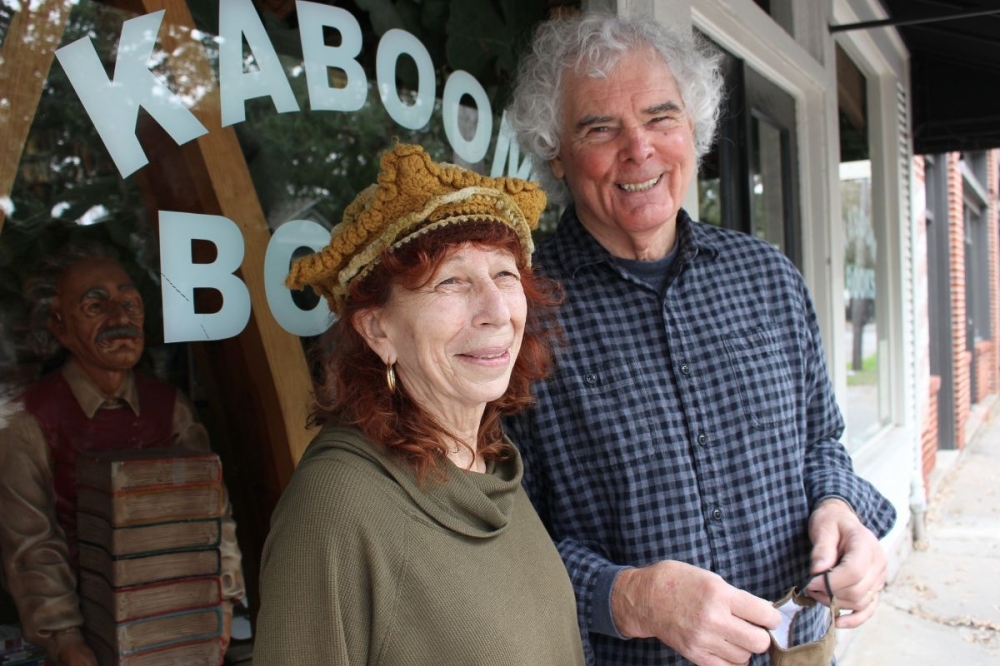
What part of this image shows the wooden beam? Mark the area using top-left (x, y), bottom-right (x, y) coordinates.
top-left (0, 0), bottom-right (74, 234)
top-left (137, 0), bottom-right (316, 486)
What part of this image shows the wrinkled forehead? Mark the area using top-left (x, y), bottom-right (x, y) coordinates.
top-left (560, 46), bottom-right (681, 114)
top-left (57, 257), bottom-right (136, 300)
top-left (558, 47), bottom-right (683, 124)
top-left (572, 43), bottom-right (667, 81)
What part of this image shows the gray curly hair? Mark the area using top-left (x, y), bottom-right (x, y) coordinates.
top-left (24, 242), bottom-right (122, 359)
top-left (506, 12), bottom-right (725, 205)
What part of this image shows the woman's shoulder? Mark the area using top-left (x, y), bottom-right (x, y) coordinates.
top-left (297, 425), bottom-right (390, 478)
top-left (275, 425), bottom-right (415, 527)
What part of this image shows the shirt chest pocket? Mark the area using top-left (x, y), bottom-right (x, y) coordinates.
top-left (723, 326), bottom-right (798, 429)
top-left (550, 361), bottom-right (662, 468)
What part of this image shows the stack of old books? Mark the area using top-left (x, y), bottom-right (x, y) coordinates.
top-left (75, 448), bottom-right (227, 666)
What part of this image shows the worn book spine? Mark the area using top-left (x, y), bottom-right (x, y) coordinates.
top-left (76, 482), bottom-right (223, 527)
top-left (76, 448), bottom-right (221, 492)
top-left (87, 634), bottom-right (224, 666)
top-left (78, 569), bottom-right (222, 623)
top-left (78, 542), bottom-right (221, 588)
top-left (81, 600), bottom-right (222, 656)
top-left (76, 512), bottom-right (222, 556)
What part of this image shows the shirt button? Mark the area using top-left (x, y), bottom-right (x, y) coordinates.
top-left (711, 507), bottom-right (723, 520)
top-left (697, 433), bottom-right (707, 446)
top-left (680, 364), bottom-right (690, 375)
top-left (585, 372), bottom-right (598, 385)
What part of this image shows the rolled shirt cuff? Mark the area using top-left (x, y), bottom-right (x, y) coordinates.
top-left (590, 564), bottom-right (631, 639)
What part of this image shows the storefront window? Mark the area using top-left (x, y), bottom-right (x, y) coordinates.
top-left (696, 45), bottom-right (799, 266)
top-left (0, 0), bottom-right (556, 641)
top-left (840, 160), bottom-right (887, 445)
top-left (750, 113), bottom-right (787, 253)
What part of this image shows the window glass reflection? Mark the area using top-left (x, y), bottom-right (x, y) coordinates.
top-left (840, 160), bottom-right (883, 444)
top-left (750, 115), bottom-right (785, 252)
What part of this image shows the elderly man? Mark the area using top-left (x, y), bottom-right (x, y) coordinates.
top-left (504, 13), bottom-right (897, 666)
top-left (0, 246), bottom-right (244, 666)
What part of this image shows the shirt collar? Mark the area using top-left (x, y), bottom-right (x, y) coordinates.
top-left (61, 358), bottom-right (140, 418)
top-left (548, 205), bottom-right (720, 277)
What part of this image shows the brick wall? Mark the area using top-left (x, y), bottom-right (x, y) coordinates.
top-left (948, 153), bottom-right (970, 449)
top-left (914, 154), bottom-right (938, 484)
top-left (918, 150), bottom-right (997, 455)
top-left (922, 375), bottom-right (941, 494)
top-left (975, 340), bottom-right (995, 403)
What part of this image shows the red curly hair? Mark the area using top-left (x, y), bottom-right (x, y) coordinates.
top-left (307, 221), bottom-right (562, 482)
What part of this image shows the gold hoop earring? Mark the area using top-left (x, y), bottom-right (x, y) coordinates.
top-left (386, 363), bottom-right (397, 394)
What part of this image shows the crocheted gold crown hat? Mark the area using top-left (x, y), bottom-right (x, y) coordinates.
top-left (286, 143), bottom-right (546, 316)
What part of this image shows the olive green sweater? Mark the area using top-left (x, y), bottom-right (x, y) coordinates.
top-left (254, 426), bottom-right (585, 666)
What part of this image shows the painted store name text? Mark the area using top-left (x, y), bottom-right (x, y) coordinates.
top-left (55, 0), bottom-right (533, 343)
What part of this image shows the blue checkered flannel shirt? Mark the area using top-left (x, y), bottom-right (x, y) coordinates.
top-left (505, 206), bottom-right (897, 665)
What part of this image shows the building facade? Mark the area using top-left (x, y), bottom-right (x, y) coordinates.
top-left (1, 0), bottom-right (997, 652)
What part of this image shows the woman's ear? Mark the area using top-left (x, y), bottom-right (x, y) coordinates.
top-left (352, 307), bottom-right (394, 364)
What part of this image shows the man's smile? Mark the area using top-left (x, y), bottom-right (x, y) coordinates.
top-left (617, 174), bottom-right (662, 192)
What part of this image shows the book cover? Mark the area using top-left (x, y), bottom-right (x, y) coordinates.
top-left (76, 448), bottom-right (221, 492)
top-left (76, 513), bottom-right (222, 557)
top-left (78, 569), bottom-right (221, 623)
top-left (78, 542), bottom-right (220, 588)
top-left (88, 634), bottom-right (223, 666)
top-left (82, 600), bottom-right (222, 656)
top-left (76, 483), bottom-right (223, 527)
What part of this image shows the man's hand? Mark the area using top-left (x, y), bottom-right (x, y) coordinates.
top-left (807, 498), bottom-right (888, 628)
top-left (57, 641), bottom-right (98, 666)
top-left (612, 560), bottom-right (781, 666)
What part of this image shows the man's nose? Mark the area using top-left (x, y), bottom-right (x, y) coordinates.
top-left (106, 299), bottom-right (133, 322)
top-left (621, 126), bottom-right (654, 163)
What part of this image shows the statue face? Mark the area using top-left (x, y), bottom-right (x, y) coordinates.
top-left (50, 257), bottom-right (145, 374)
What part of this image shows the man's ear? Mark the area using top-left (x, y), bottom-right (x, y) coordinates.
top-left (549, 156), bottom-right (565, 180)
top-left (352, 307), bottom-right (394, 364)
top-left (48, 301), bottom-right (68, 344)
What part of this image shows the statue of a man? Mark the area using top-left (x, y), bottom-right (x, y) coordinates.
top-left (0, 246), bottom-right (245, 666)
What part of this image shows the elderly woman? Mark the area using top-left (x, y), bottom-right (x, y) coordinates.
top-left (253, 143), bottom-right (585, 666)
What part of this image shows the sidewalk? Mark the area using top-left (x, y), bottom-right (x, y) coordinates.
top-left (838, 400), bottom-right (1000, 665)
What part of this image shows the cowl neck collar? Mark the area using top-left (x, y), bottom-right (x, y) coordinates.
top-left (306, 426), bottom-right (522, 538)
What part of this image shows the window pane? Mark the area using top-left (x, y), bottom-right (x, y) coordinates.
top-left (697, 178), bottom-right (723, 227)
top-left (750, 115), bottom-right (786, 252)
top-left (840, 160), bottom-right (884, 444)
top-left (0, 0), bottom-right (550, 630)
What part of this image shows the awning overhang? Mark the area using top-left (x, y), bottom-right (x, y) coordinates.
top-left (833, 1), bottom-right (1000, 155)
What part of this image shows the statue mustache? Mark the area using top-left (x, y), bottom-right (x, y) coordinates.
top-left (95, 325), bottom-right (142, 343)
